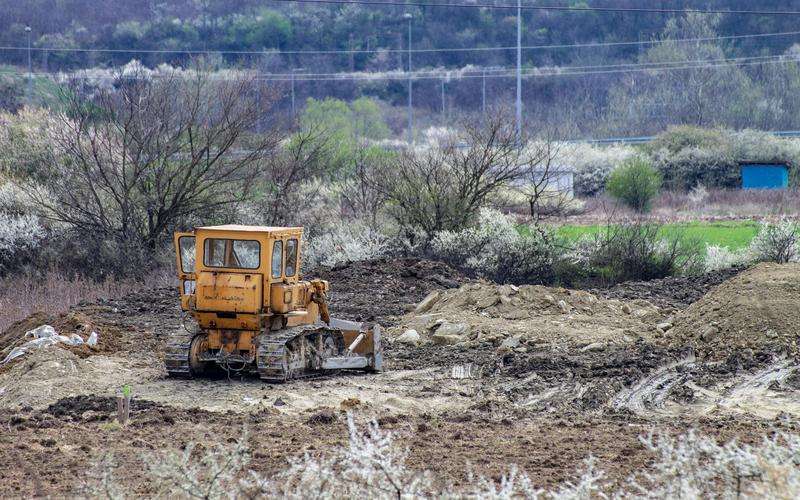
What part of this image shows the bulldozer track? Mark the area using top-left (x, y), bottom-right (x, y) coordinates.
top-left (256, 325), bottom-right (344, 383)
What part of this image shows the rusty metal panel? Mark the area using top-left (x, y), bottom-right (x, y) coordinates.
top-left (196, 272), bottom-right (262, 314)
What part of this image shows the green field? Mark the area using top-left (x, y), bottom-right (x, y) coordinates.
top-left (525, 221), bottom-right (760, 250)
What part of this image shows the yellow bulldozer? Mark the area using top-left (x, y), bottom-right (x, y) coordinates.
top-left (165, 225), bottom-right (383, 382)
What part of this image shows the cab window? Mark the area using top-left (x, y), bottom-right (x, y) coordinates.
top-left (178, 236), bottom-right (196, 274)
top-left (285, 239), bottom-right (298, 277)
top-left (203, 239), bottom-right (260, 269)
top-left (271, 240), bottom-right (283, 278)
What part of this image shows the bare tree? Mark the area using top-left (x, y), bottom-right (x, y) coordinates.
top-left (21, 65), bottom-right (281, 268)
top-left (376, 108), bottom-right (559, 242)
top-left (338, 142), bottom-right (391, 228)
top-left (254, 122), bottom-right (332, 226)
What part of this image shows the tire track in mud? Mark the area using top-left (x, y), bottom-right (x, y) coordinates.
top-left (610, 353), bottom-right (696, 414)
top-left (611, 355), bottom-right (800, 419)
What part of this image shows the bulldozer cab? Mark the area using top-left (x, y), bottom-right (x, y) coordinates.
top-left (173, 225), bottom-right (304, 313)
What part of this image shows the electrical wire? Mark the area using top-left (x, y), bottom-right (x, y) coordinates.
top-left (14, 52), bottom-right (798, 82)
top-left (268, 0), bottom-right (800, 16)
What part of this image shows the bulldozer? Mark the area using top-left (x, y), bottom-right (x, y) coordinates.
top-left (165, 225), bottom-right (383, 382)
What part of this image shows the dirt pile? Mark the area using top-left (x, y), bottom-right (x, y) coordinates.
top-left (309, 258), bottom-right (466, 325)
top-left (589, 267), bottom-right (745, 310)
top-left (0, 346), bottom-right (163, 409)
top-left (392, 283), bottom-right (669, 350)
top-left (667, 263), bottom-right (800, 359)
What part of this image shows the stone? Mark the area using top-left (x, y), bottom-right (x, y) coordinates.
top-left (431, 321), bottom-right (470, 345)
top-left (501, 309), bottom-right (530, 320)
top-left (558, 300), bottom-right (571, 314)
top-left (499, 336), bottom-right (522, 350)
top-left (435, 321), bottom-right (469, 337)
top-left (580, 342), bottom-right (606, 352)
top-left (431, 334), bottom-right (463, 346)
top-left (621, 304), bottom-right (632, 314)
top-left (700, 326), bottom-right (720, 342)
top-left (544, 294), bottom-right (556, 305)
top-left (415, 290), bottom-right (441, 314)
top-left (656, 322), bottom-right (673, 332)
top-left (396, 329), bottom-right (421, 345)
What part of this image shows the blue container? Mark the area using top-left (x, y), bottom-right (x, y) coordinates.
top-left (740, 163), bottom-right (789, 189)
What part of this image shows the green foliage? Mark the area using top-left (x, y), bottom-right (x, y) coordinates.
top-left (580, 222), bottom-right (703, 284)
top-left (296, 97), bottom-right (390, 175)
top-left (554, 221), bottom-right (759, 252)
top-left (606, 157), bottom-right (662, 212)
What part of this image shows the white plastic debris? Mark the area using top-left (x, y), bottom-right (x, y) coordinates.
top-left (64, 334), bottom-right (84, 346)
top-left (87, 331), bottom-right (99, 347)
top-left (1, 325), bottom-right (86, 366)
top-left (25, 325), bottom-right (58, 339)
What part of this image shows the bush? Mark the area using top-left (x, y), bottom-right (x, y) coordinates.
top-left (559, 143), bottom-right (639, 197)
top-left (748, 219), bottom-right (798, 264)
top-left (647, 127), bottom-right (800, 190)
top-left (606, 158), bottom-right (662, 212)
top-left (304, 221), bottom-right (389, 270)
top-left (431, 208), bottom-right (560, 284)
top-left (704, 245), bottom-right (750, 272)
top-left (584, 222), bottom-right (703, 283)
top-left (0, 213), bottom-right (45, 274)
top-left (86, 417), bottom-right (800, 498)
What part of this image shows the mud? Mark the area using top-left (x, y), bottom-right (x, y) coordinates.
top-left (0, 257), bottom-right (798, 496)
top-left (308, 258), bottom-right (466, 325)
top-left (588, 266), bottom-right (745, 310)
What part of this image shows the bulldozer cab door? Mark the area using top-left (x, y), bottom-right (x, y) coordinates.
top-left (174, 232), bottom-right (196, 311)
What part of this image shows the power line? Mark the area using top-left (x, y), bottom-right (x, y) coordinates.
top-left (0, 29), bottom-right (796, 56)
top-left (268, 0), bottom-right (800, 16)
top-left (15, 52), bottom-right (799, 82)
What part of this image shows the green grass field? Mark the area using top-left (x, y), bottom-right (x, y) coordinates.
top-left (524, 221), bottom-right (760, 250)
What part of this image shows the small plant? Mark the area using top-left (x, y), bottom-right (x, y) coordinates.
top-left (748, 219), bottom-right (798, 264)
top-left (606, 157), bottom-right (662, 212)
top-left (586, 221), bottom-right (703, 283)
top-left (704, 245), bottom-right (750, 272)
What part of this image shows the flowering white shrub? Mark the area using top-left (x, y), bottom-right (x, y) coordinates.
top-left (86, 417), bottom-right (800, 499)
top-left (748, 219), bottom-right (798, 264)
top-left (704, 245), bottom-right (751, 272)
top-left (626, 430), bottom-right (800, 499)
top-left (304, 220), bottom-right (389, 269)
top-left (0, 213), bottom-right (45, 272)
top-left (432, 208), bottom-right (558, 284)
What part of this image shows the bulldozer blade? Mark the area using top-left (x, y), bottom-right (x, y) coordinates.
top-left (322, 356), bottom-right (370, 370)
top-left (329, 318), bottom-right (383, 373)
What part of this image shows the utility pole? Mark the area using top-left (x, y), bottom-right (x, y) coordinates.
top-left (25, 26), bottom-right (32, 105)
top-left (481, 67), bottom-right (486, 115)
top-left (404, 13), bottom-right (413, 144)
top-left (516, 0), bottom-right (523, 143)
top-left (290, 68), bottom-right (305, 117)
top-left (441, 77), bottom-right (445, 117)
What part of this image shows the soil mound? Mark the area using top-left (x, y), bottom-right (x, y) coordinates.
top-left (667, 263), bottom-right (800, 359)
top-left (392, 282), bottom-right (668, 349)
top-left (309, 258), bottom-right (466, 325)
top-left (0, 346), bottom-right (162, 409)
top-left (589, 267), bottom-right (745, 310)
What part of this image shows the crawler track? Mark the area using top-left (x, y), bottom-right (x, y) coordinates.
top-left (256, 325), bottom-right (345, 382)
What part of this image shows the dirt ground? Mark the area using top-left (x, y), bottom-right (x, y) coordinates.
top-left (0, 259), bottom-right (798, 496)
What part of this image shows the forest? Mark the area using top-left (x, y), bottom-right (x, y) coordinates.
top-left (3, 1), bottom-right (800, 136)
